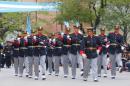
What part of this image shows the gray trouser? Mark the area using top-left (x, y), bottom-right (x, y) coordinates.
top-left (109, 53), bottom-right (123, 76)
top-left (61, 53), bottom-right (70, 75)
top-left (83, 58), bottom-right (98, 80)
top-left (78, 54), bottom-right (83, 70)
top-left (40, 55), bottom-right (46, 75)
top-left (14, 57), bottom-right (19, 75)
top-left (70, 53), bottom-right (79, 78)
top-left (28, 56), bottom-right (33, 76)
top-left (54, 56), bottom-right (61, 75)
top-left (33, 56), bottom-right (40, 77)
top-left (24, 56), bottom-right (29, 75)
top-left (47, 56), bottom-right (53, 74)
top-left (18, 57), bottom-right (24, 76)
top-left (97, 54), bottom-right (107, 75)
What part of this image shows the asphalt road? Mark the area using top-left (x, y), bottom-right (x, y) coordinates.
top-left (0, 67), bottom-right (130, 86)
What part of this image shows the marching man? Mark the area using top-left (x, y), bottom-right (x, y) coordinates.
top-left (107, 25), bottom-right (124, 79)
top-left (80, 27), bottom-right (100, 82)
top-left (97, 27), bottom-right (108, 77)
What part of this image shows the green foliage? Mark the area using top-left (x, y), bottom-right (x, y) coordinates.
top-left (55, 0), bottom-right (107, 33)
top-left (55, 0), bottom-right (93, 24)
top-left (101, 0), bottom-right (130, 29)
top-left (100, 0), bottom-right (130, 42)
top-left (0, 13), bottom-right (26, 31)
top-left (0, 13), bottom-right (27, 41)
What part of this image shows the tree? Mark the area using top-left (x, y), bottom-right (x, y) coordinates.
top-left (55, 0), bottom-right (107, 33)
top-left (0, 13), bottom-right (26, 40)
top-left (101, 0), bottom-right (130, 42)
top-left (55, 0), bottom-right (93, 31)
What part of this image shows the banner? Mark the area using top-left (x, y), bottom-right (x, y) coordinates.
top-left (0, 1), bottom-right (60, 12)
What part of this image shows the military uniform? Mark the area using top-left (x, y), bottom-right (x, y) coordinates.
top-left (19, 36), bottom-right (28, 77)
top-left (24, 35), bottom-right (30, 77)
top-left (53, 33), bottom-right (63, 76)
top-left (62, 32), bottom-right (71, 77)
top-left (70, 31), bottom-right (83, 79)
top-left (0, 44), bottom-right (3, 70)
top-left (97, 29), bottom-right (108, 77)
top-left (46, 36), bottom-right (54, 75)
top-left (27, 33), bottom-right (36, 78)
top-left (34, 32), bottom-right (48, 80)
top-left (107, 31), bottom-right (123, 79)
top-left (80, 28), bottom-right (100, 82)
top-left (12, 38), bottom-right (20, 76)
top-left (3, 42), bottom-right (12, 68)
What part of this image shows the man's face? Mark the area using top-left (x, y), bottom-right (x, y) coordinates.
top-left (114, 28), bottom-right (119, 33)
top-left (65, 29), bottom-right (70, 34)
top-left (100, 30), bottom-right (105, 34)
top-left (74, 28), bottom-right (78, 33)
top-left (38, 30), bottom-right (42, 33)
top-left (87, 30), bottom-right (93, 36)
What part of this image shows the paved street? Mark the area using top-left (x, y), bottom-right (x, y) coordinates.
top-left (0, 67), bottom-right (130, 86)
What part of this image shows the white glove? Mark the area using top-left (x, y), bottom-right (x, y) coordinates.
top-left (33, 36), bottom-right (36, 40)
top-left (17, 38), bottom-right (20, 40)
top-left (121, 46), bottom-right (125, 50)
top-left (82, 54), bottom-right (87, 59)
top-left (67, 35), bottom-right (71, 40)
top-left (40, 42), bottom-right (44, 44)
top-left (53, 39), bottom-right (56, 43)
top-left (49, 39), bottom-right (52, 43)
top-left (67, 35), bottom-right (70, 38)
top-left (61, 32), bottom-right (64, 37)
top-left (97, 50), bottom-right (100, 54)
top-left (104, 38), bottom-right (108, 42)
top-left (106, 44), bottom-right (110, 48)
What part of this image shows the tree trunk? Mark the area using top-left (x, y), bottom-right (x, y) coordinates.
top-left (123, 25), bottom-right (128, 43)
top-left (93, 0), bottom-right (106, 34)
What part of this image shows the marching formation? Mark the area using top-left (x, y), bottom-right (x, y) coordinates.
top-left (0, 24), bottom-right (126, 82)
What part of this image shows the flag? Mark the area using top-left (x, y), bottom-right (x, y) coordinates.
top-left (0, 1), bottom-right (60, 12)
top-left (64, 21), bottom-right (69, 28)
top-left (26, 15), bottom-right (31, 34)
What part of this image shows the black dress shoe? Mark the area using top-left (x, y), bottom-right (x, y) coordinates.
top-left (42, 78), bottom-right (46, 80)
top-left (72, 77), bottom-right (75, 79)
top-left (14, 74), bottom-right (18, 76)
top-left (94, 80), bottom-right (98, 82)
top-left (64, 76), bottom-right (68, 78)
top-left (83, 79), bottom-right (87, 81)
top-left (35, 78), bottom-right (38, 80)
top-left (103, 76), bottom-right (107, 78)
top-left (119, 67), bottom-right (123, 73)
top-left (111, 77), bottom-right (115, 79)
top-left (28, 76), bottom-right (32, 78)
top-left (26, 75), bottom-right (29, 77)
top-left (19, 75), bottom-right (22, 77)
top-left (98, 75), bottom-right (101, 77)
top-left (81, 73), bottom-right (83, 76)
